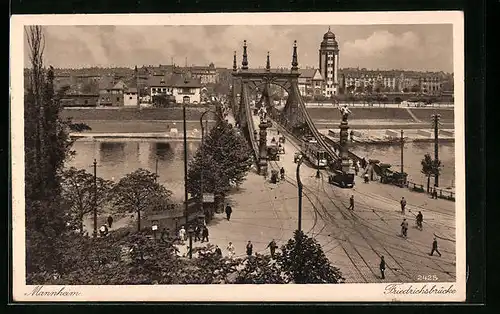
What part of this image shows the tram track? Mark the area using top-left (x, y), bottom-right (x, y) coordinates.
top-left (324, 180), bottom-right (456, 279)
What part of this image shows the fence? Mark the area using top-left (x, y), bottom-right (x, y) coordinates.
top-left (406, 180), bottom-right (455, 201)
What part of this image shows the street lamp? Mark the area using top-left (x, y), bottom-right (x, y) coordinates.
top-left (187, 226), bottom-right (194, 259)
top-left (296, 156), bottom-right (304, 232)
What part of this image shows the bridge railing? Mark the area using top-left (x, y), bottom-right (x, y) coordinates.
top-left (242, 85), bottom-right (260, 162)
top-left (406, 181), bottom-right (455, 201)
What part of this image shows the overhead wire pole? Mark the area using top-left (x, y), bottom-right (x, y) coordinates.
top-left (199, 109), bottom-right (215, 218)
top-left (93, 159), bottom-right (98, 238)
top-left (432, 114), bottom-right (441, 187)
top-left (400, 129), bottom-right (404, 174)
top-left (183, 102), bottom-right (189, 225)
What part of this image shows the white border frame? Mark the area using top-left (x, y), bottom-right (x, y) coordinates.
top-left (10, 11), bottom-right (465, 302)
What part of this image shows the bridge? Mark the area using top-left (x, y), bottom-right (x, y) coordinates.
top-left (229, 40), bottom-right (354, 185)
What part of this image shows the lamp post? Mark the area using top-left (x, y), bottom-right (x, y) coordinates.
top-left (187, 227), bottom-right (194, 259)
top-left (296, 156), bottom-right (304, 232)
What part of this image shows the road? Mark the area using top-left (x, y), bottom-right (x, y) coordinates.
top-left (201, 109), bottom-right (457, 283)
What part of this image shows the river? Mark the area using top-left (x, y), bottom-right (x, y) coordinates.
top-left (67, 139), bottom-right (455, 200)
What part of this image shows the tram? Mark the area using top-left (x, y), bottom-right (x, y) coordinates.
top-left (301, 138), bottom-right (328, 168)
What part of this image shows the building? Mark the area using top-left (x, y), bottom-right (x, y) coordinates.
top-left (98, 79), bottom-right (126, 107)
top-left (188, 63), bottom-right (218, 84)
top-left (61, 93), bottom-right (99, 107)
top-left (148, 75), bottom-right (172, 97)
top-left (170, 76), bottom-right (202, 104)
top-left (123, 87), bottom-right (138, 107)
top-left (298, 68), bottom-right (324, 98)
top-left (319, 27), bottom-right (340, 96)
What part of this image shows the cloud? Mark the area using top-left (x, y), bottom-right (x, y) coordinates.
top-left (343, 31), bottom-right (420, 57)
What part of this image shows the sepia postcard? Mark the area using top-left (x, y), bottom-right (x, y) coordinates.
top-left (10, 11), bottom-right (465, 302)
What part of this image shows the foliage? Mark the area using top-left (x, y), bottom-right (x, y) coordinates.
top-left (278, 230), bottom-right (345, 284)
top-left (235, 254), bottom-right (288, 284)
top-left (24, 26), bottom-right (79, 275)
top-left (187, 120), bottom-right (253, 199)
top-left (421, 153), bottom-right (442, 192)
top-left (111, 169), bottom-right (173, 232)
top-left (61, 167), bottom-right (114, 234)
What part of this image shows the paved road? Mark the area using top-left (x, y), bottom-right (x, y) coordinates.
top-left (200, 108), bottom-right (456, 283)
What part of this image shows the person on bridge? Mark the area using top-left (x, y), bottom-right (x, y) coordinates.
top-left (416, 211), bottom-right (423, 230)
top-left (225, 204), bottom-right (233, 221)
top-left (280, 167), bottom-right (285, 180)
top-left (246, 240), bottom-right (254, 257)
top-left (401, 219), bottom-right (409, 238)
top-left (267, 239), bottom-right (278, 259)
top-left (194, 225), bottom-right (201, 242)
top-left (400, 197), bottom-right (407, 214)
top-left (379, 256), bottom-right (386, 279)
top-left (179, 226), bottom-right (186, 243)
top-left (348, 195), bottom-right (355, 210)
top-left (430, 238), bottom-right (442, 257)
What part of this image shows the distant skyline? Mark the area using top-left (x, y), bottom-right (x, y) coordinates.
top-left (24, 24), bottom-right (454, 73)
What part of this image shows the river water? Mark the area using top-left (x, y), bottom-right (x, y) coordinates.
top-left (67, 139), bottom-right (455, 200)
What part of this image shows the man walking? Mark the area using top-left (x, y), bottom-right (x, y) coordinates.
top-left (348, 195), bottom-right (355, 210)
top-left (225, 204), bottom-right (233, 221)
top-left (379, 256), bottom-right (386, 279)
top-left (201, 226), bottom-right (209, 243)
top-left (430, 237), bottom-right (442, 257)
top-left (194, 225), bottom-right (201, 242)
top-left (416, 211), bottom-right (423, 230)
top-left (179, 226), bottom-right (186, 243)
top-left (227, 241), bottom-right (235, 258)
top-left (246, 240), bottom-right (253, 257)
top-left (401, 219), bottom-right (409, 238)
top-left (107, 215), bottom-right (114, 228)
top-left (400, 197), bottom-right (407, 214)
top-left (267, 239), bottom-right (278, 258)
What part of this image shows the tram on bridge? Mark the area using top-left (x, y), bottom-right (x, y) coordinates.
top-left (301, 138), bottom-right (328, 168)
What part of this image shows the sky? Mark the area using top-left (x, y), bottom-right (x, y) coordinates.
top-left (24, 24), bottom-right (454, 72)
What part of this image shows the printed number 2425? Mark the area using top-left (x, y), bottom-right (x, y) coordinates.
top-left (417, 275), bottom-right (438, 281)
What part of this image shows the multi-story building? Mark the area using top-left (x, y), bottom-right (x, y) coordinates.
top-left (123, 87), bottom-right (138, 107)
top-left (188, 63), bottom-right (218, 84)
top-left (98, 79), bottom-right (126, 107)
top-left (298, 68), bottom-right (324, 98)
top-left (147, 74), bottom-right (202, 104)
top-left (319, 27), bottom-right (340, 96)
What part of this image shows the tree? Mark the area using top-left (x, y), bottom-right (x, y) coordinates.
top-left (24, 26), bottom-right (79, 277)
top-left (421, 153), bottom-right (442, 193)
top-left (365, 84), bottom-right (373, 94)
top-left (278, 230), bottom-right (345, 284)
top-left (411, 84), bottom-right (421, 93)
top-left (61, 167), bottom-right (114, 234)
top-left (403, 87), bottom-right (409, 93)
top-left (111, 169), bottom-right (173, 232)
top-left (187, 121), bottom-right (253, 201)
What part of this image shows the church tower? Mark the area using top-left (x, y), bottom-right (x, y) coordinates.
top-left (319, 27), bottom-right (340, 96)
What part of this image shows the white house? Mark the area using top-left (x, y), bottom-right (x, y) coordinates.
top-left (123, 87), bottom-right (138, 107)
top-left (171, 77), bottom-right (202, 104)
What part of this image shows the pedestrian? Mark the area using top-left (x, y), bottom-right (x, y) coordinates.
top-left (379, 256), bottom-right (386, 279)
top-left (416, 211), bottom-right (423, 230)
top-left (280, 167), bottom-right (285, 180)
top-left (246, 240), bottom-right (253, 256)
top-left (364, 173), bottom-right (369, 183)
top-left (430, 237), bottom-right (442, 257)
top-left (401, 219), bottom-right (409, 238)
top-left (160, 227), bottom-right (167, 242)
top-left (354, 163), bottom-right (359, 176)
top-left (201, 226), bottom-right (209, 243)
top-left (99, 224), bottom-right (108, 237)
top-left (348, 195), bottom-right (355, 210)
top-left (194, 225), bottom-right (201, 242)
top-left (179, 226), bottom-right (186, 243)
top-left (227, 241), bottom-right (235, 258)
top-left (432, 188), bottom-right (438, 199)
top-left (107, 215), bottom-right (113, 228)
top-left (400, 197), bottom-right (407, 214)
top-left (267, 239), bottom-right (278, 258)
top-left (215, 245), bottom-right (222, 257)
top-left (225, 204), bottom-right (233, 221)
